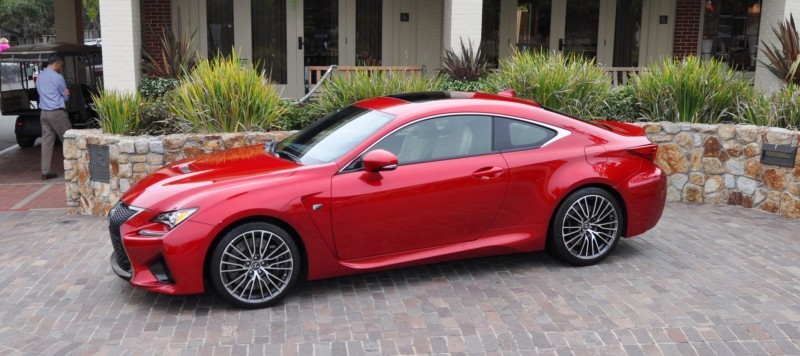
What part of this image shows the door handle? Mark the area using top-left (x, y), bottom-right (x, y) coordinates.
top-left (472, 166), bottom-right (504, 180)
top-left (558, 38), bottom-right (565, 51)
top-left (298, 36), bottom-right (304, 50)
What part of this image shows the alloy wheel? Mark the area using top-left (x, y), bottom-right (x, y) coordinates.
top-left (561, 194), bottom-right (619, 260)
top-left (218, 229), bottom-right (295, 304)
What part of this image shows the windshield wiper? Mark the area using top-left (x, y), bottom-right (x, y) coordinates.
top-left (274, 148), bottom-right (301, 163)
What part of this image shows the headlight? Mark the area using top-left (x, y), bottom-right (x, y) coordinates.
top-left (152, 208), bottom-right (198, 230)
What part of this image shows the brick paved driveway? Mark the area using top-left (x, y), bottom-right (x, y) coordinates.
top-left (0, 203), bottom-right (799, 355)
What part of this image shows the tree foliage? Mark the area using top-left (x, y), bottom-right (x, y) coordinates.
top-left (83, 0), bottom-right (99, 31)
top-left (0, 0), bottom-right (54, 39)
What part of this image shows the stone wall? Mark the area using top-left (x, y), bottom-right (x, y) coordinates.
top-left (63, 123), bottom-right (800, 219)
top-left (634, 122), bottom-right (800, 218)
top-left (63, 130), bottom-right (291, 216)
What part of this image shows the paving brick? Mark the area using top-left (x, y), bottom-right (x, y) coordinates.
top-left (0, 203), bottom-right (799, 354)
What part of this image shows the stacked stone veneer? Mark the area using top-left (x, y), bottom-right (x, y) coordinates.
top-left (63, 129), bottom-right (291, 216)
top-left (633, 122), bottom-right (800, 219)
top-left (64, 123), bottom-right (800, 218)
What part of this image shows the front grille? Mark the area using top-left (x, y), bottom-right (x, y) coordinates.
top-left (109, 202), bottom-right (139, 273)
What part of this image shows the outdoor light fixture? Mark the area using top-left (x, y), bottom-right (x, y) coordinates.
top-left (761, 143), bottom-right (797, 168)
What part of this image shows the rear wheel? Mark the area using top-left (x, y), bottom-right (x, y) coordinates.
top-left (16, 135), bottom-right (35, 148)
top-left (209, 222), bottom-right (301, 309)
top-left (549, 187), bottom-right (623, 266)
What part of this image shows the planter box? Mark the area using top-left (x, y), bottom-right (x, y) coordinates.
top-left (632, 122), bottom-right (800, 218)
top-left (64, 123), bottom-right (800, 219)
top-left (63, 129), bottom-right (292, 216)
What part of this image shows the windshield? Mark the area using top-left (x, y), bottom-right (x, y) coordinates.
top-left (274, 106), bottom-right (395, 165)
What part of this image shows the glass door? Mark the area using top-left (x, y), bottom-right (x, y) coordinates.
top-left (612, 0), bottom-right (643, 67)
top-left (559, 0), bottom-right (600, 60)
top-left (251, 0), bottom-right (302, 97)
top-left (303, 0), bottom-right (340, 67)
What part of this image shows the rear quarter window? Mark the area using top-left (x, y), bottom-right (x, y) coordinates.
top-left (493, 117), bottom-right (556, 151)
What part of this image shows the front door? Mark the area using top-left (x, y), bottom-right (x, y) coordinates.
top-left (330, 115), bottom-right (508, 260)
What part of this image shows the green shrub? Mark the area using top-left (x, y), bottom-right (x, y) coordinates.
top-left (631, 56), bottom-right (753, 123)
top-left (737, 86), bottom-right (800, 129)
top-left (313, 70), bottom-right (444, 113)
top-left (139, 77), bottom-right (180, 99)
top-left (168, 52), bottom-right (288, 133)
top-left (438, 77), bottom-right (497, 93)
top-left (599, 85), bottom-right (640, 121)
top-left (488, 50), bottom-right (611, 118)
top-left (275, 102), bottom-right (325, 130)
top-left (93, 90), bottom-right (143, 135)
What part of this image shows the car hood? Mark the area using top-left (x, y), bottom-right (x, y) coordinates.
top-left (121, 145), bottom-right (301, 211)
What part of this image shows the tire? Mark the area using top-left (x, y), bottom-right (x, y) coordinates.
top-left (549, 187), bottom-right (624, 266)
top-left (16, 135), bottom-right (36, 148)
top-left (209, 222), bottom-right (301, 309)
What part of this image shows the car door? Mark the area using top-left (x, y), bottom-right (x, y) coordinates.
top-left (330, 115), bottom-right (509, 260)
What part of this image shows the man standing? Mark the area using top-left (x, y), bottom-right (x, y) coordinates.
top-left (37, 55), bottom-right (71, 180)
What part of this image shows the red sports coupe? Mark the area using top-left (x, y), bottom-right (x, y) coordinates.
top-left (109, 91), bottom-right (666, 308)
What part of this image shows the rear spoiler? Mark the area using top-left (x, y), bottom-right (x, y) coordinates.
top-left (591, 120), bottom-right (647, 137)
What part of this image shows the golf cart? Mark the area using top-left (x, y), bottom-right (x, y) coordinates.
top-left (0, 43), bottom-right (102, 148)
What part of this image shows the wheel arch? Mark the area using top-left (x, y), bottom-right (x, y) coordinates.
top-left (545, 183), bottom-right (629, 251)
top-left (202, 215), bottom-right (310, 288)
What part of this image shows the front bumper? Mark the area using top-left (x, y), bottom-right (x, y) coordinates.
top-left (108, 203), bottom-right (215, 295)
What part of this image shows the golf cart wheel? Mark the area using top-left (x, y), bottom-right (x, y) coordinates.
top-left (16, 135), bottom-right (35, 148)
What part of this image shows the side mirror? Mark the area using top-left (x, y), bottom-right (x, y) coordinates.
top-left (362, 149), bottom-right (398, 173)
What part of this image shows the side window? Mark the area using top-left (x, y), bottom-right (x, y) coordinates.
top-left (493, 117), bottom-right (556, 151)
top-left (369, 115), bottom-right (493, 165)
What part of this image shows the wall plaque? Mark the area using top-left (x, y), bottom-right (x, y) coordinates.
top-left (88, 144), bottom-right (110, 183)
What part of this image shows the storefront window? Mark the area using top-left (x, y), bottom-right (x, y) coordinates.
top-left (701, 0), bottom-right (761, 71)
top-left (207, 0), bottom-right (234, 58)
top-left (356, 0), bottom-right (382, 65)
top-left (481, 0), bottom-right (501, 66)
top-left (516, 1), bottom-right (551, 52)
top-left (252, 0), bottom-right (288, 84)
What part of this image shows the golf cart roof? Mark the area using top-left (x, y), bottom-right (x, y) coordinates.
top-left (0, 43), bottom-right (101, 63)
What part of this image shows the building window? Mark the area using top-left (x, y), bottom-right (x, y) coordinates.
top-left (356, 0), bottom-right (382, 65)
top-left (207, 0), bottom-right (234, 58)
top-left (701, 0), bottom-right (761, 71)
top-left (480, 0), bottom-right (501, 67)
top-left (515, 1), bottom-right (552, 53)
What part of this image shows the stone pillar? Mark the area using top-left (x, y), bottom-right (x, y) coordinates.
top-left (755, 0), bottom-right (800, 93)
top-left (99, 0), bottom-right (142, 93)
top-left (54, 0), bottom-right (83, 43)
top-left (442, 0), bottom-right (483, 52)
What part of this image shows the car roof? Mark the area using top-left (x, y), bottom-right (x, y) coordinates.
top-left (351, 91), bottom-right (611, 138)
top-left (353, 91), bottom-right (543, 112)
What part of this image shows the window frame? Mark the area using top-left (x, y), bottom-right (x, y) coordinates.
top-left (338, 113), bottom-right (571, 174)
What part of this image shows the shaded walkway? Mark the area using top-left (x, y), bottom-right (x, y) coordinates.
top-left (0, 143), bottom-right (65, 211)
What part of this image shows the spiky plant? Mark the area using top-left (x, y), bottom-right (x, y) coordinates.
top-left (168, 51), bottom-right (288, 133)
top-left (760, 15), bottom-right (800, 85)
top-left (440, 39), bottom-right (490, 82)
top-left (141, 27), bottom-right (198, 79)
top-left (488, 49), bottom-right (611, 118)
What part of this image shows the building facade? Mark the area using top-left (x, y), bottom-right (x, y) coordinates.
top-left (95, 0), bottom-right (793, 97)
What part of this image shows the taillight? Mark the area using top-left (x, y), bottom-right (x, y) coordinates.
top-left (15, 122), bottom-right (23, 127)
top-left (627, 144), bottom-right (658, 161)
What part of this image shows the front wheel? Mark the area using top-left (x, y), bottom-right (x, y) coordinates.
top-left (209, 222), bottom-right (301, 309)
top-left (549, 188), bottom-right (624, 266)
